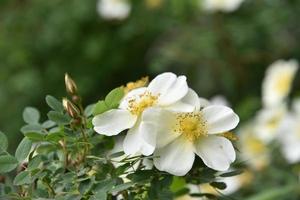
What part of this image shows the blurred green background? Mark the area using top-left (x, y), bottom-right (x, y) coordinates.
top-left (1, 0), bottom-right (300, 152)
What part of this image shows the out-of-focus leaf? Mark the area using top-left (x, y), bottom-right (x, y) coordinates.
top-left (23, 107), bottom-right (40, 124)
top-left (13, 171), bottom-right (31, 185)
top-left (47, 111), bottom-right (71, 125)
top-left (105, 87), bottom-right (124, 108)
top-left (93, 100), bottom-right (109, 116)
top-left (15, 137), bottom-right (32, 162)
top-left (24, 132), bottom-right (45, 142)
top-left (0, 131), bottom-right (8, 153)
top-left (0, 155), bottom-right (18, 173)
top-left (46, 95), bottom-right (64, 112)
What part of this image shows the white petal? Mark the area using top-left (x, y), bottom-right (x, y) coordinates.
top-left (202, 105), bottom-right (239, 134)
top-left (119, 87), bottom-right (147, 110)
top-left (93, 109), bottom-right (137, 136)
top-left (142, 108), bottom-right (181, 148)
top-left (123, 122), bottom-right (155, 156)
top-left (154, 137), bottom-right (195, 176)
top-left (195, 136), bottom-right (236, 171)
top-left (148, 72), bottom-right (177, 95)
top-left (199, 97), bottom-right (211, 108)
top-left (166, 89), bottom-right (200, 112)
top-left (158, 75), bottom-right (189, 105)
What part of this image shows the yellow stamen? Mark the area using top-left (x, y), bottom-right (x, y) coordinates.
top-left (123, 76), bottom-right (149, 94)
top-left (174, 112), bottom-right (208, 142)
top-left (220, 131), bottom-right (238, 141)
top-left (128, 91), bottom-right (158, 116)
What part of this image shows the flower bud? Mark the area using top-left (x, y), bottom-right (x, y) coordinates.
top-left (65, 73), bottom-right (78, 95)
top-left (62, 98), bottom-right (80, 119)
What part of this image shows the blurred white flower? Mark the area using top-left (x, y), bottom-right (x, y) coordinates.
top-left (175, 184), bottom-right (202, 200)
top-left (201, 0), bottom-right (244, 13)
top-left (277, 103), bottom-right (300, 163)
top-left (145, 90), bottom-right (239, 176)
top-left (93, 72), bottom-right (191, 156)
top-left (254, 105), bottom-right (287, 143)
top-left (262, 59), bottom-right (298, 108)
top-left (97, 0), bottom-right (131, 20)
top-left (199, 170), bottom-right (253, 195)
top-left (238, 124), bottom-right (270, 170)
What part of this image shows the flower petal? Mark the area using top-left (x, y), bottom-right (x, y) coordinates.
top-left (158, 75), bottom-right (189, 105)
top-left (195, 136), bottom-right (236, 171)
top-left (123, 122), bottom-right (155, 156)
top-left (166, 89), bottom-right (200, 112)
top-left (154, 137), bottom-right (195, 176)
top-left (202, 105), bottom-right (239, 134)
top-left (148, 72), bottom-right (177, 95)
top-left (93, 109), bottom-right (137, 136)
top-left (142, 108), bottom-right (181, 148)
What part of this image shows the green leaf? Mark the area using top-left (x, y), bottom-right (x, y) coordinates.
top-left (27, 155), bottom-right (43, 170)
top-left (46, 132), bottom-right (65, 143)
top-left (15, 138), bottom-right (32, 163)
top-left (0, 155), bottom-right (18, 173)
top-left (105, 87), bottom-right (124, 108)
top-left (42, 120), bottom-right (56, 129)
top-left (13, 171), bottom-right (31, 185)
top-left (219, 170), bottom-right (243, 177)
top-left (0, 131), bottom-right (8, 153)
top-left (46, 95), bottom-right (64, 112)
top-left (23, 107), bottom-right (40, 124)
top-left (91, 191), bottom-right (107, 200)
top-left (24, 132), bottom-right (45, 142)
top-left (110, 182), bottom-right (134, 193)
top-left (21, 124), bottom-right (43, 134)
top-left (93, 100), bottom-right (109, 116)
top-left (47, 111), bottom-right (71, 125)
top-left (209, 182), bottom-right (227, 190)
top-left (109, 151), bottom-right (125, 158)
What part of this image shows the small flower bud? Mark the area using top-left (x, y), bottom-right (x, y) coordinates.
top-left (62, 98), bottom-right (80, 119)
top-left (65, 73), bottom-right (78, 95)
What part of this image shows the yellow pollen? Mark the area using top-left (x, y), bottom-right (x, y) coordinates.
top-left (123, 76), bottom-right (149, 94)
top-left (274, 72), bottom-right (293, 94)
top-left (174, 112), bottom-right (208, 142)
top-left (128, 91), bottom-right (158, 115)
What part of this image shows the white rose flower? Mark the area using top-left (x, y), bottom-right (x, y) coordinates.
top-left (143, 90), bottom-right (239, 176)
top-left (93, 72), bottom-right (191, 156)
top-left (238, 124), bottom-right (270, 170)
top-left (97, 0), bottom-right (131, 20)
top-left (277, 109), bottom-right (300, 164)
top-left (254, 105), bottom-right (287, 143)
top-left (262, 59), bottom-right (298, 108)
top-left (201, 0), bottom-right (244, 13)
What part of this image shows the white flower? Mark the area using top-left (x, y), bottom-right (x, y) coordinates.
top-left (277, 106), bottom-right (300, 163)
top-left (93, 72), bottom-right (190, 156)
top-left (254, 105), bottom-right (287, 143)
top-left (262, 59), bottom-right (298, 108)
top-left (97, 0), bottom-right (131, 20)
top-left (143, 90), bottom-right (239, 176)
top-left (238, 124), bottom-right (270, 170)
top-left (201, 0), bottom-right (244, 13)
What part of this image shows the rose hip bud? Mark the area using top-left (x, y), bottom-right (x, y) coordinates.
top-left (65, 73), bottom-right (78, 95)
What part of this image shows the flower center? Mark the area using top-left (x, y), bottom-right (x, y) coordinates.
top-left (174, 112), bottom-right (208, 142)
top-left (274, 72), bottom-right (293, 94)
top-left (128, 91), bottom-right (158, 116)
